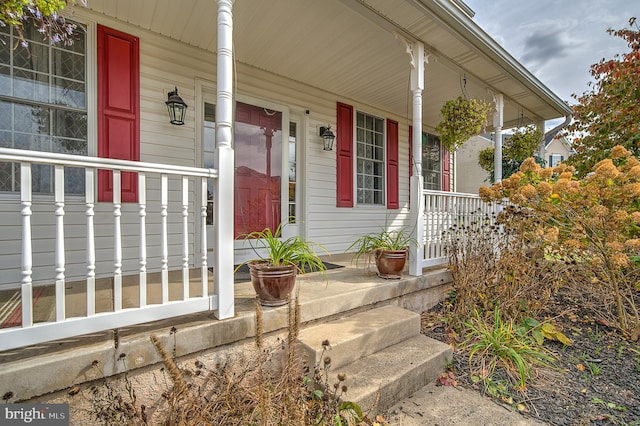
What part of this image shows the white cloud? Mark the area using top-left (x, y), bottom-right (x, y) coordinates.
top-left (464, 0), bottom-right (636, 105)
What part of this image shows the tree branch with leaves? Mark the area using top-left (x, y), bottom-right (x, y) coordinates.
top-left (564, 17), bottom-right (640, 177)
top-left (0, 0), bottom-right (86, 47)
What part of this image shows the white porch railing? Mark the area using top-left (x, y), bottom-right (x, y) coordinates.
top-left (0, 147), bottom-right (233, 351)
top-left (419, 190), bottom-right (501, 268)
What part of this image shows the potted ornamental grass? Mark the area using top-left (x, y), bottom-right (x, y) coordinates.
top-left (237, 222), bottom-right (327, 306)
top-left (347, 226), bottom-right (417, 279)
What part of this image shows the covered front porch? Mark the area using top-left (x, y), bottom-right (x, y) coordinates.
top-left (0, 252), bottom-right (452, 403)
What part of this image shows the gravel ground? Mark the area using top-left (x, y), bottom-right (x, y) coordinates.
top-left (421, 299), bottom-right (640, 426)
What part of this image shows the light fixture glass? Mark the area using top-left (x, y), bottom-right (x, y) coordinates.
top-left (320, 125), bottom-right (335, 151)
top-left (166, 87), bottom-right (188, 125)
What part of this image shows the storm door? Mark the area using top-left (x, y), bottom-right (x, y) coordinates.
top-left (200, 92), bottom-right (299, 264)
top-left (234, 101), bottom-right (284, 237)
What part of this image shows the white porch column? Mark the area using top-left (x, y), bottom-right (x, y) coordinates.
top-left (407, 41), bottom-right (426, 277)
top-left (535, 119), bottom-right (546, 161)
top-left (493, 93), bottom-right (504, 183)
top-left (214, 0), bottom-right (234, 319)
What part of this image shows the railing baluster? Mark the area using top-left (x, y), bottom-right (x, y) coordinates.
top-left (182, 176), bottom-right (189, 300)
top-left (54, 165), bottom-right (66, 321)
top-left (20, 163), bottom-right (33, 328)
top-left (424, 193), bottom-right (431, 258)
top-left (161, 174), bottom-right (169, 303)
top-left (86, 168), bottom-right (96, 316)
top-left (113, 170), bottom-right (122, 311)
top-left (139, 173), bottom-right (147, 307)
top-left (201, 178), bottom-right (208, 298)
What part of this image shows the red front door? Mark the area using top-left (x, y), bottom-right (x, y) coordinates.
top-left (234, 102), bottom-right (283, 238)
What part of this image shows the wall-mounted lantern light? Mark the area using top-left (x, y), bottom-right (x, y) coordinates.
top-left (319, 125), bottom-right (335, 151)
top-left (166, 87), bottom-right (188, 125)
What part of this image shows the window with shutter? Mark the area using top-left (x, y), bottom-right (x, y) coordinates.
top-left (355, 111), bottom-right (385, 205)
top-left (422, 132), bottom-right (442, 191)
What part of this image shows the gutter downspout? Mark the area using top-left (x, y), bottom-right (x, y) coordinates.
top-left (539, 114), bottom-right (572, 160)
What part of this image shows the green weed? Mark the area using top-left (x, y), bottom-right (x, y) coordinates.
top-left (592, 397), bottom-right (627, 412)
top-left (465, 308), bottom-right (555, 389)
top-left (586, 361), bottom-right (602, 376)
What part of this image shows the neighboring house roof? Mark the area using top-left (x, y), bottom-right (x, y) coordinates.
top-left (544, 128), bottom-right (562, 146)
top-left (81, 0), bottom-right (571, 131)
top-left (544, 131), bottom-right (574, 154)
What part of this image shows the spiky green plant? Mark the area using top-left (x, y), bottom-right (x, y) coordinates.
top-left (347, 226), bottom-right (416, 267)
top-left (239, 221), bottom-right (327, 274)
top-left (465, 308), bottom-right (555, 389)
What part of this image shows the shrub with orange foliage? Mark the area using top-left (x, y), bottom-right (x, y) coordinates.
top-left (480, 145), bottom-right (640, 338)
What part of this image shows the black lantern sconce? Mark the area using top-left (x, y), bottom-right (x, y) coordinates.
top-left (319, 125), bottom-right (335, 151)
top-left (166, 87), bottom-right (188, 125)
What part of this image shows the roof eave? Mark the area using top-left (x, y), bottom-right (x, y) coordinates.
top-left (415, 0), bottom-right (573, 118)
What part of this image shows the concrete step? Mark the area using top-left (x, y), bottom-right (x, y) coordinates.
top-left (297, 305), bottom-right (420, 370)
top-left (338, 334), bottom-right (453, 413)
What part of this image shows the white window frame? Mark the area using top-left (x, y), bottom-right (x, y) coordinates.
top-left (355, 110), bottom-right (385, 206)
top-left (422, 132), bottom-right (442, 191)
top-left (0, 18), bottom-right (96, 197)
top-left (549, 153), bottom-right (564, 167)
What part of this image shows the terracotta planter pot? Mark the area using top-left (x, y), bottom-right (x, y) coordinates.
top-left (374, 249), bottom-right (407, 279)
top-left (248, 261), bottom-right (297, 306)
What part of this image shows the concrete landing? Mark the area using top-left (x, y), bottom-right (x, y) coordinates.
top-left (386, 381), bottom-right (548, 425)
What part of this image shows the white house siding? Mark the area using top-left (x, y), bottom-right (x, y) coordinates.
top-left (456, 135), bottom-right (492, 195)
top-left (545, 138), bottom-right (572, 166)
top-left (0, 8), bottom-right (420, 286)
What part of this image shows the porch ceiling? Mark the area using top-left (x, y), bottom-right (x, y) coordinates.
top-left (84, 0), bottom-right (571, 130)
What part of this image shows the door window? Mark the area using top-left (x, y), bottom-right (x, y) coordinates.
top-left (234, 102), bottom-right (282, 238)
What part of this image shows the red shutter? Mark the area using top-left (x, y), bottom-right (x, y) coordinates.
top-left (336, 102), bottom-right (353, 207)
top-left (442, 149), bottom-right (451, 191)
top-left (97, 25), bottom-right (140, 202)
top-left (386, 119), bottom-right (399, 209)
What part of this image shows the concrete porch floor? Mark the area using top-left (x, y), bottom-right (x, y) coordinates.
top-left (0, 254), bottom-right (452, 402)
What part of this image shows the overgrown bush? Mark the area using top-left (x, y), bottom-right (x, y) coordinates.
top-left (444, 209), bottom-right (566, 328)
top-left (443, 211), bottom-right (571, 392)
top-left (479, 146), bottom-right (640, 339)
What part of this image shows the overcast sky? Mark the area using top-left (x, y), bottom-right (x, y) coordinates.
top-left (463, 0), bottom-right (637, 128)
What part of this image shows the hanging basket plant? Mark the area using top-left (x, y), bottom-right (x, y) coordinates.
top-left (503, 125), bottom-right (543, 162)
top-left (435, 96), bottom-right (492, 151)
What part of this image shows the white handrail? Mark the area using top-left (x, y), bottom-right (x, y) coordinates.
top-left (0, 147), bottom-right (217, 178)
